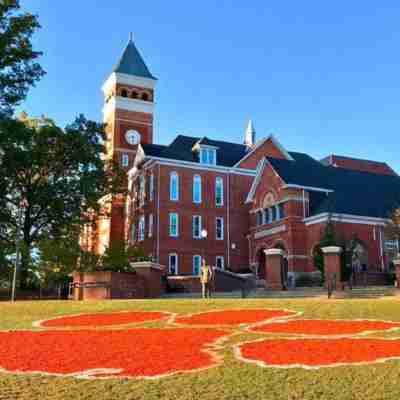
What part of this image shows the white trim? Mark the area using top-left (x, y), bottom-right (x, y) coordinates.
top-left (193, 215), bottom-right (202, 239)
top-left (103, 96), bottom-right (155, 120)
top-left (193, 255), bottom-right (202, 275)
top-left (233, 134), bottom-right (294, 168)
top-left (216, 256), bottom-right (225, 270)
top-left (304, 212), bottom-right (389, 227)
top-left (215, 176), bottom-right (224, 206)
top-left (245, 158), bottom-right (267, 204)
top-left (142, 156), bottom-right (256, 176)
top-left (169, 212), bottom-right (179, 237)
top-left (321, 246), bottom-right (342, 254)
top-left (282, 184), bottom-right (334, 193)
top-left (168, 253), bottom-right (179, 275)
top-left (102, 72), bottom-right (156, 95)
top-left (193, 174), bottom-right (202, 204)
top-left (216, 217), bottom-right (224, 240)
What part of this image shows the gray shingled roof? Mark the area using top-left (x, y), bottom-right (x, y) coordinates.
top-left (144, 135), bottom-right (248, 167)
top-left (267, 153), bottom-right (400, 219)
top-left (113, 40), bottom-right (156, 79)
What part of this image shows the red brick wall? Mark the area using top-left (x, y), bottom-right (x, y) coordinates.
top-left (127, 163), bottom-right (253, 275)
top-left (237, 138), bottom-right (288, 169)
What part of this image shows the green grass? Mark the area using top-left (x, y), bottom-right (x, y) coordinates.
top-left (1, 298), bottom-right (400, 400)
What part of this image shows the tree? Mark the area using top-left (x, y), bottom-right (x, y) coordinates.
top-left (0, 0), bottom-right (45, 116)
top-left (0, 115), bottom-right (125, 288)
top-left (101, 242), bottom-right (150, 273)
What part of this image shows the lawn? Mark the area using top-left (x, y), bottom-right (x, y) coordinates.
top-left (1, 298), bottom-right (400, 400)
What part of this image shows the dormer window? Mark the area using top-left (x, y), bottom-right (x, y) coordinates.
top-left (200, 146), bottom-right (217, 165)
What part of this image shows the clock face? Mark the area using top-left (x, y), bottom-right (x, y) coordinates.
top-left (125, 130), bottom-right (140, 145)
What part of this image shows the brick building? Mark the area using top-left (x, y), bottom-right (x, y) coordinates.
top-left (87, 38), bottom-right (400, 288)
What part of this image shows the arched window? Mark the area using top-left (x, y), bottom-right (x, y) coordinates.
top-left (215, 177), bottom-right (224, 206)
top-left (120, 89), bottom-right (128, 97)
top-left (141, 92), bottom-right (149, 101)
top-left (256, 211), bottom-right (262, 226)
top-left (131, 91), bottom-right (138, 99)
top-left (170, 171), bottom-right (179, 201)
top-left (193, 174), bottom-right (202, 203)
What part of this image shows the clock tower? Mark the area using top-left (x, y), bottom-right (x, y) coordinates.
top-left (93, 37), bottom-right (157, 254)
top-left (102, 35), bottom-right (157, 170)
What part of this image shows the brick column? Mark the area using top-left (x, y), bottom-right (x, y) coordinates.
top-left (321, 246), bottom-right (342, 290)
top-left (264, 249), bottom-right (284, 290)
top-left (393, 258), bottom-right (400, 288)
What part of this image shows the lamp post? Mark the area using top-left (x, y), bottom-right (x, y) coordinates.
top-left (11, 199), bottom-right (27, 302)
top-left (201, 229), bottom-right (208, 266)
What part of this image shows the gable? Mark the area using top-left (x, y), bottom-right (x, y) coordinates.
top-left (235, 136), bottom-right (293, 169)
top-left (246, 158), bottom-right (286, 205)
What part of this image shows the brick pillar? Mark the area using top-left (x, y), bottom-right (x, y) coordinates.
top-left (321, 246), bottom-right (342, 290)
top-left (393, 258), bottom-right (400, 288)
top-left (264, 249), bottom-right (284, 290)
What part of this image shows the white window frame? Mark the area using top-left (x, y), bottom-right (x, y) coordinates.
top-left (170, 171), bottom-right (179, 201)
top-left (139, 175), bottom-right (146, 206)
top-left (168, 253), bottom-right (178, 275)
top-left (193, 174), bottom-right (202, 204)
top-left (215, 176), bottom-right (224, 206)
top-left (169, 212), bottom-right (179, 237)
top-left (200, 146), bottom-right (217, 165)
top-left (216, 256), bottom-right (225, 270)
top-left (122, 153), bottom-right (129, 167)
top-left (148, 213), bottom-right (153, 238)
top-left (138, 216), bottom-right (145, 241)
top-left (193, 215), bottom-right (202, 239)
top-left (149, 173), bottom-right (154, 201)
top-left (216, 217), bottom-right (224, 240)
top-left (193, 255), bottom-right (202, 275)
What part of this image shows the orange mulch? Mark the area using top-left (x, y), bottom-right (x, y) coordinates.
top-left (174, 309), bottom-right (296, 327)
top-left (238, 338), bottom-right (400, 368)
top-left (40, 311), bottom-right (170, 328)
top-left (251, 319), bottom-right (400, 336)
top-left (0, 328), bottom-right (227, 379)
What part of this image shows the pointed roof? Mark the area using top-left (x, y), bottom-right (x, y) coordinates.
top-left (113, 36), bottom-right (156, 80)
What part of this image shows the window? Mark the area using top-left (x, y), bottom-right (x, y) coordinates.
top-left (193, 215), bottom-right (202, 239)
top-left (256, 210), bottom-right (263, 226)
top-left (215, 177), bottom-right (224, 206)
top-left (131, 223), bottom-right (136, 243)
top-left (200, 147), bottom-right (217, 165)
top-left (278, 203), bottom-right (285, 219)
top-left (216, 217), bottom-right (224, 240)
top-left (148, 213), bottom-right (153, 238)
top-left (169, 213), bottom-right (179, 237)
top-left (170, 172), bottom-right (179, 201)
top-left (193, 255), bottom-right (202, 275)
top-left (216, 256), bottom-right (225, 270)
top-left (271, 207), bottom-right (277, 222)
top-left (169, 253), bottom-right (178, 275)
top-left (122, 153), bottom-right (129, 167)
top-left (193, 174), bottom-right (202, 203)
top-left (149, 173), bottom-right (154, 201)
top-left (138, 216), bottom-right (145, 241)
top-left (139, 175), bottom-right (146, 206)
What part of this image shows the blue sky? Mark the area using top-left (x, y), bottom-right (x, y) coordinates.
top-left (21, 1), bottom-right (400, 172)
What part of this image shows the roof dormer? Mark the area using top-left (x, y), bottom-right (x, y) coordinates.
top-left (192, 137), bottom-right (219, 165)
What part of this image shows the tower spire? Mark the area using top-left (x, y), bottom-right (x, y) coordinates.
top-left (245, 119), bottom-right (256, 148)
